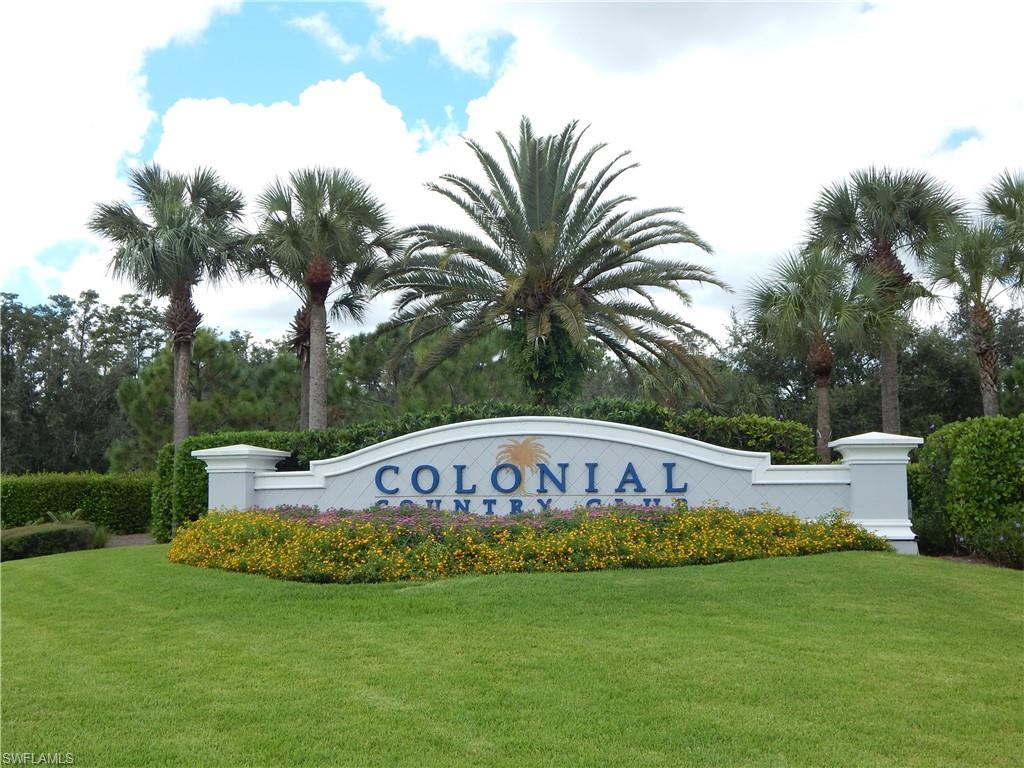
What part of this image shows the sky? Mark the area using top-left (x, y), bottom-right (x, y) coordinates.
top-left (2, 0), bottom-right (1022, 342)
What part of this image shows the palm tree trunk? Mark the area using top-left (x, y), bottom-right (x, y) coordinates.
top-left (869, 238), bottom-right (910, 435)
top-left (308, 297), bottom-right (328, 429)
top-left (172, 339), bottom-right (191, 446)
top-left (807, 331), bottom-right (834, 464)
top-left (164, 285), bottom-right (202, 446)
top-left (815, 375), bottom-right (831, 464)
top-left (970, 303), bottom-right (1000, 416)
top-left (879, 331), bottom-right (901, 434)
top-left (299, 355), bottom-right (310, 430)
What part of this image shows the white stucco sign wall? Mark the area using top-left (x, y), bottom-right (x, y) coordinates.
top-left (192, 417), bottom-right (923, 553)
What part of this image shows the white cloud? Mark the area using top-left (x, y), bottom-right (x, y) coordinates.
top-left (289, 11), bottom-right (361, 64)
top-left (8, 0), bottom-right (1023, 348)
top-left (151, 75), bottom-right (473, 335)
top-left (368, 0), bottom-right (856, 75)
top-left (0, 0), bottom-right (240, 302)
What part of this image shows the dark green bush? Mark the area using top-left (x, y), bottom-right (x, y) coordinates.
top-left (963, 514), bottom-right (1024, 569)
top-left (1, 521), bottom-right (97, 561)
top-left (155, 399), bottom-right (816, 542)
top-left (150, 444), bottom-right (176, 542)
top-left (1, 472), bottom-right (153, 533)
top-left (908, 463), bottom-right (953, 554)
top-left (946, 417), bottom-right (1024, 537)
top-left (909, 415), bottom-right (1024, 561)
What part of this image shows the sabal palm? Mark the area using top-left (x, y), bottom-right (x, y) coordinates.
top-left (807, 167), bottom-right (961, 433)
top-left (984, 169), bottom-right (1024, 276)
top-left (244, 240), bottom-right (371, 430)
top-left (748, 249), bottom-right (892, 463)
top-left (924, 208), bottom-right (1023, 416)
top-left (257, 168), bottom-right (395, 429)
top-left (89, 164), bottom-right (244, 445)
top-left (378, 117), bottom-right (723, 406)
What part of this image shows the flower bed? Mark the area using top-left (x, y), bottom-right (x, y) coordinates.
top-left (168, 503), bottom-right (889, 583)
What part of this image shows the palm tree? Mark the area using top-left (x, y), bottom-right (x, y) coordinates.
top-left (807, 167), bottom-right (961, 433)
top-left (984, 170), bottom-right (1024, 274)
top-left (243, 245), bottom-right (363, 430)
top-left (89, 164), bottom-right (244, 445)
top-left (256, 168), bottom-right (396, 430)
top-left (377, 117), bottom-right (724, 406)
top-left (748, 248), bottom-right (892, 462)
top-left (923, 176), bottom-right (1023, 416)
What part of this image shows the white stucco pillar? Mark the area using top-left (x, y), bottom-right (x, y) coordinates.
top-left (191, 444), bottom-right (291, 511)
top-left (828, 431), bottom-right (923, 554)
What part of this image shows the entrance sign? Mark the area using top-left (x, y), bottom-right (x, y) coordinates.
top-left (192, 417), bottom-right (923, 553)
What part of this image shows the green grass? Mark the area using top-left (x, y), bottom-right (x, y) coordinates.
top-left (2, 548), bottom-right (1022, 767)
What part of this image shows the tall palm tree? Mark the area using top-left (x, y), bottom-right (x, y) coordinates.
top-left (923, 176), bottom-right (1024, 416)
top-left (256, 168), bottom-right (396, 430)
top-left (377, 117), bottom-right (724, 406)
top-left (806, 167), bottom-right (961, 433)
top-left (984, 170), bottom-right (1024, 274)
top-left (748, 248), bottom-right (892, 462)
top-left (89, 164), bottom-right (244, 445)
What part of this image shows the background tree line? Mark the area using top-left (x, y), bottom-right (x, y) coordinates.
top-left (3, 288), bottom-right (1021, 474)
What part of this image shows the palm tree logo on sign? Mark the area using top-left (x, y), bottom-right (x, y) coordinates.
top-left (495, 438), bottom-right (550, 494)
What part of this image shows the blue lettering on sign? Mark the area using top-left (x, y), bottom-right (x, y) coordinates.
top-left (411, 465), bottom-right (440, 494)
top-left (399, 499), bottom-right (414, 507)
top-left (585, 463), bottom-right (599, 493)
top-left (537, 498), bottom-right (552, 510)
top-left (510, 499), bottom-right (523, 515)
top-left (642, 498), bottom-right (662, 507)
top-left (376, 499), bottom-right (389, 507)
top-left (536, 463), bottom-right (569, 493)
top-left (425, 498), bottom-right (442, 509)
top-left (586, 498), bottom-right (601, 507)
top-left (491, 463), bottom-right (522, 494)
top-left (454, 499), bottom-right (472, 513)
top-left (454, 464), bottom-right (477, 494)
top-left (663, 463), bottom-right (688, 493)
top-left (615, 463), bottom-right (646, 493)
top-left (375, 465), bottom-right (400, 495)
top-left (482, 498), bottom-right (497, 515)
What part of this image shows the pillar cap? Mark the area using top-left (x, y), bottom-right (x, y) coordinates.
top-left (191, 444), bottom-right (291, 473)
top-left (828, 432), bottom-right (923, 464)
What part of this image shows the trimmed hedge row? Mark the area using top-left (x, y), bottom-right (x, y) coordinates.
top-left (168, 504), bottom-right (889, 583)
top-left (910, 415), bottom-right (1024, 566)
top-left (1, 472), bottom-right (153, 533)
top-left (1, 521), bottom-right (97, 561)
top-left (153, 399), bottom-right (816, 542)
top-left (151, 445), bottom-right (177, 542)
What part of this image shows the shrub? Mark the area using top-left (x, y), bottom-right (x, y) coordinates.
top-left (963, 515), bottom-right (1024, 569)
top-left (168, 503), bottom-right (889, 584)
top-left (150, 444), bottom-right (176, 541)
top-left (1, 521), bottom-right (97, 561)
top-left (1, 472), bottom-right (153, 533)
top-left (910, 415), bottom-right (1024, 561)
top-left (154, 399), bottom-right (816, 541)
top-left (946, 417), bottom-right (1024, 537)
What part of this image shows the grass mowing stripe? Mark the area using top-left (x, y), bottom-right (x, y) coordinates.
top-left (2, 548), bottom-right (1021, 767)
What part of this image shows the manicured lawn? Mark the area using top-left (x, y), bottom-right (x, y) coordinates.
top-left (2, 548), bottom-right (1021, 767)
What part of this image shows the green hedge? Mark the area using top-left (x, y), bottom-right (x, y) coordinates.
top-left (910, 415), bottom-right (1024, 564)
top-left (1, 521), bottom-right (97, 561)
top-left (151, 399), bottom-right (815, 542)
top-left (150, 445), bottom-right (176, 542)
top-left (1, 472), bottom-right (153, 533)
